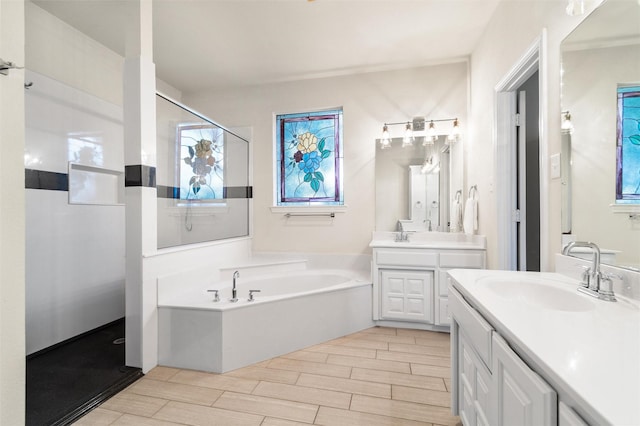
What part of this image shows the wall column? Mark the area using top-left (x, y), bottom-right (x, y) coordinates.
top-left (0, 0), bottom-right (26, 422)
top-left (124, 0), bottom-right (157, 371)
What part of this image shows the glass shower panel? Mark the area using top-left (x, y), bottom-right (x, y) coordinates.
top-left (156, 94), bottom-right (250, 249)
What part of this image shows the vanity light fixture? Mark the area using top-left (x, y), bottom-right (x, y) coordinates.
top-left (561, 111), bottom-right (574, 133)
top-left (402, 122), bottom-right (414, 147)
top-left (378, 117), bottom-right (460, 148)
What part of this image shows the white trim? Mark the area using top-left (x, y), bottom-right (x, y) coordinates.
top-left (610, 203), bottom-right (640, 214)
top-left (494, 30), bottom-right (549, 271)
top-left (270, 205), bottom-right (348, 215)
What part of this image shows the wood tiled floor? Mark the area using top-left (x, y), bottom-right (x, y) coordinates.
top-left (74, 327), bottom-right (462, 426)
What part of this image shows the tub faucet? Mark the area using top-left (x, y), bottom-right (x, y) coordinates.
top-left (231, 271), bottom-right (240, 302)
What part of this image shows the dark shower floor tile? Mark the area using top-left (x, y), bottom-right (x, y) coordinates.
top-left (26, 318), bottom-right (142, 426)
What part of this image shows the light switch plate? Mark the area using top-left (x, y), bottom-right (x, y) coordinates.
top-left (550, 153), bottom-right (561, 179)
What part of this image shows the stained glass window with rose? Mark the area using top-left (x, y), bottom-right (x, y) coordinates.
top-left (179, 124), bottom-right (224, 201)
top-left (276, 109), bottom-right (343, 205)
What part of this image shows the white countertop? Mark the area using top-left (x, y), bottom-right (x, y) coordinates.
top-left (369, 231), bottom-right (486, 250)
top-left (448, 269), bottom-right (640, 426)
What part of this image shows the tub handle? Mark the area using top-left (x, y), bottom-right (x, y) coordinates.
top-left (207, 289), bottom-right (220, 302)
top-left (248, 289), bottom-right (261, 302)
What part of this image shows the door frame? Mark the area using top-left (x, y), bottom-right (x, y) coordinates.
top-left (494, 30), bottom-right (549, 271)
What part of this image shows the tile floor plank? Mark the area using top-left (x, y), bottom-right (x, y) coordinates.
top-left (315, 406), bottom-right (433, 426)
top-left (213, 391), bottom-right (319, 423)
top-left (126, 377), bottom-right (223, 406)
top-left (72, 408), bottom-right (122, 425)
top-left (112, 413), bottom-right (185, 425)
top-left (351, 368), bottom-right (447, 391)
top-left (280, 350), bottom-right (330, 363)
top-left (411, 363), bottom-right (451, 379)
top-left (168, 370), bottom-right (259, 394)
top-left (153, 400), bottom-right (264, 425)
top-left (389, 342), bottom-right (450, 358)
top-left (144, 366), bottom-right (181, 382)
top-left (296, 373), bottom-right (391, 398)
top-left (326, 336), bottom-right (390, 351)
top-left (326, 354), bottom-right (411, 374)
top-left (377, 350), bottom-right (451, 367)
top-left (392, 385), bottom-right (451, 407)
top-left (350, 395), bottom-right (460, 425)
top-left (267, 358), bottom-right (352, 378)
top-left (304, 344), bottom-right (377, 359)
top-left (252, 381), bottom-right (351, 409)
top-left (99, 392), bottom-right (169, 418)
top-left (227, 365), bottom-right (300, 384)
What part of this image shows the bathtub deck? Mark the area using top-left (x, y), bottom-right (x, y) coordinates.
top-left (77, 327), bottom-right (461, 425)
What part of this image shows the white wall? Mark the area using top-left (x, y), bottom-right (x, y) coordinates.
top-left (466, 0), bottom-right (599, 270)
top-left (185, 62), bottom-right (468, 254)
top-left (0, 0), bottom-right (26, 422)
top-left (562, 44), bottom-right (640, 268)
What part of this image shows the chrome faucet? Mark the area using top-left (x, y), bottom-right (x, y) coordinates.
top-left (563, 241), bottom-right (601, 290)
top-left (230, 271), bottom-right (240, 302)
top-left (395, 231), bottom-right (410, 242)
top-left (563, 241), bottom-right (616, 302)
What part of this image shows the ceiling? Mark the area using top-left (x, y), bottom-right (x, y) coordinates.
top-left (32, 0), bottom-right (503, 94)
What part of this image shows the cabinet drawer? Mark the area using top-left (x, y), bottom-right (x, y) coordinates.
top-left (449, 286), bottom-right (493, 368)
top-left (375, 249), bottom-right (438, 267)
top-left (440, 252), bottom-right (485, 268)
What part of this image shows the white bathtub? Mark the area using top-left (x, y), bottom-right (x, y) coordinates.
top-left (158, 269), bottom-right (374, 373)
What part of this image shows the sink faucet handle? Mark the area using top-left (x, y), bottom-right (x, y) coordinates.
top-left (597, 274), bottom-right (617, 302)
top-left (207, 289), bottom-right (220, 302)
top-left (248, 289), bottom-right (261, 302)
top-left (576, 265), bottom-right (591, 287)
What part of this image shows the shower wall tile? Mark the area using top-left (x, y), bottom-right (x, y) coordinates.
top-left (24, 69), bottom-right (126, 354)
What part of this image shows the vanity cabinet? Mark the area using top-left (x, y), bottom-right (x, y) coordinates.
top-left (450, 286), bottom-right (557, 426)
top-left (380, 269), bottom-right (433, 322)
top-left (371, 246), bottom-right (485, 329)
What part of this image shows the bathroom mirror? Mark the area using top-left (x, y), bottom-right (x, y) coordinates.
top-left (560, 0), bottom-right (640, 270)
top-left (375, 135), bottom-right (463, 232)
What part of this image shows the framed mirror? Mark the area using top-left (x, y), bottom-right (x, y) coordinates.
top-left (560, 0), bottom-right (640, 270)
top-left (375, 133), bottom-right (464, 233)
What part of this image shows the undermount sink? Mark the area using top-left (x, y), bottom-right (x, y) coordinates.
top-left (478, 276), bottom-right (596, 312)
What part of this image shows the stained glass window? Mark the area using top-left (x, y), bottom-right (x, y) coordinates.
top-left (276, 109), bottom-right (344, 205)
top-left (179, 124), bottom-right (224, 201)
top-left (616, 85), bottom-right (640, 203)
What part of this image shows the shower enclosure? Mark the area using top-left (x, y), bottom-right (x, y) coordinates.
top-left (155, 94), bottom-right (251, 249)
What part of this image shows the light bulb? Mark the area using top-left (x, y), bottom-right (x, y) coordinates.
top-left (380, 124), bottom-right (391, 149)
top-left (424, 121), bottom-right (437, 145)
top-left (561, 112), bottom-right (573, 133)
top-left (566, 0), bottom-right (584, 16)
top-left (402, 122), bottom-right (414, 147)
top-left (447, 118), bottom-right (460, 144)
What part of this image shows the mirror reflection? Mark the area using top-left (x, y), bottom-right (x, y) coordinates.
top-left (560, 0), bottom-right (640, 270)
top-left (375, 135), bottom-right (460, 232)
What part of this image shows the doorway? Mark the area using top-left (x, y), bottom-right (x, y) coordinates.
top-left (495, 32), bottom-right (549, 271)
top-left (516, 71), bottom-right (541, 271)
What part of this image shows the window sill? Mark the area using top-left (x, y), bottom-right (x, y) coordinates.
top-left (270, 205), bottom-right (347, 216)
top-left (609, 203), bottom-right (640, 214)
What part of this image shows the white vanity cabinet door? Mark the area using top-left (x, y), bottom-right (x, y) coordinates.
top-left (458, 330), bottom-right (493, 426)
top-left (492, 334), bottom-right (557, 426)
top-left (380, 269), bottom-right (434, 322)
